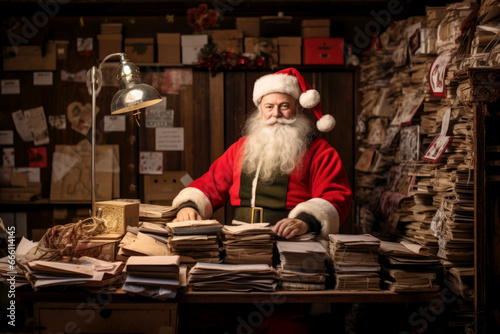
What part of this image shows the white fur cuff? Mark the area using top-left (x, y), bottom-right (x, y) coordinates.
top-left (288, 198), bottom-right (339, 241)
top-left (172, 187), bottom-right (213, 219)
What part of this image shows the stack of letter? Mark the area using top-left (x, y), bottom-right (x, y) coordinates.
top-left (187, 262), bottom-right (278, 292)
top-left (329, 234), bottom-right (381, 291)
top-left (166, 220), bottom-right (223, 264)
top-left (222, 222), bottom-right (276, 265)
top-left (276, 240), bottom-right (329, 291)
top-left (122, 255), bottom-right (182, 300)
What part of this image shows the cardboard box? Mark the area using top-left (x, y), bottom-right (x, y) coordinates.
top-left (208, 29), bottom-right (243, 53)
top-left (301, 19), bottom-right (330, 38)
top-left (278, 36), bottom-right (302, 65)
top-left (97, 34), bottom-right (122, 60)
top-left (124, 37), bottom-right (154, 63)
top-left (157, 33), bottom-right (181, 64)
top-left (143, 171), bottom-right (187, 205)
top-left (3, 42), bottom-right (57, 71)
top-left (181, 34), bottom-right (208, 64)
top-left (95, 200), bottom-right (140, 235)
top-left (236, 17), bottom-right (261, 37)
top-left (303, 38), bottom-right (344, 65)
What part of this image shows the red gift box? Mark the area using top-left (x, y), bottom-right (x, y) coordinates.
top-left (303, 38), bottom-right (344, 65)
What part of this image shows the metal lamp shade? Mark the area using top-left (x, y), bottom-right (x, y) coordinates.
top-left (111, 83), bottom-right (162, 114)
top-left (110, 53), bottom-right (162, 114)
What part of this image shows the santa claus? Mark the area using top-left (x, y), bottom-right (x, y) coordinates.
top-left (173, 67), bottom-right (352, 244)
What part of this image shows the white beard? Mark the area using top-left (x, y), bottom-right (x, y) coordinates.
top-left (242, 110), bottom-right (313, 183)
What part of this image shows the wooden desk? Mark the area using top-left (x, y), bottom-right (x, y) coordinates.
top-left (18, 287), bottom-right (441, 304)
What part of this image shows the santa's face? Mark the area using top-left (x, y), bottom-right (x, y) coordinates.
top-left (260, 93), bottom-right (298, 121)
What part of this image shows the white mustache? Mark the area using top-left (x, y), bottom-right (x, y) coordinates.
top-left (264, 117), bottom-right (297, 125)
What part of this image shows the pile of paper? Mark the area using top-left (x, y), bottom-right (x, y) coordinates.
top-left (329, 234), bottom-right (381, 291)
top-left (276, 240), bottom-right (329, 291)
top-left (379, 240), bottom-right (442, 292)
top-left (221, 222), bottom-right (276, 265)
top-left (187, 262), bottom-right (278, 292)
top-left (122, 255), bottom-right (182, 300)
top-left (117, 231), bottom-right (170, 261)
top-left (26, 259), bottom-right (103, 290)
top-left (139, 203), bottom-right (177, 223)
top-left (164, 220), bottom-right (222, 264)
top-left (166, 219), bottom-right (223, 235)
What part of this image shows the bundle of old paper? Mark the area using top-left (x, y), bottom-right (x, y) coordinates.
top-left (166, 220), bottom-right (223, 264)
top-left (379, 240), bottom-right (442, 292)
top-left (122, 255), bottom-right (182, 300)
top-left (329, 234), bottom-right (381, 291)
top-left (117, 231), bottom-right (170, 262)
top-left (222, 222), bottom-right (276, 265)
top-left (139, 203), bottom-right (178, 223)
top-left (26, 258), bottom-right (112, 290)
top-left (276, 240), bottom-right (329, 291)
top-left (187, 262), bottom-right (278, 292)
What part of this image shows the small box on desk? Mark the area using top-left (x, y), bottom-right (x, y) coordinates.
top-left (95, 200), bottom-right (140, 235)
top-left (181, 34), bottom-right (208, 64)
top-left (303, 38), bottom-right (344, 65)
top-left (97, 34), bottom-right (122, 60)
top-left (157, 33), bottom-right (181, 64)
top-left (301, 19), bottom-right (330, 38)
top-left (124, 37), bottom-right (154, 63)
top-left (278, 37), bottom-right (302, 65)
top-left (244, 37), bottom-right (279, 66)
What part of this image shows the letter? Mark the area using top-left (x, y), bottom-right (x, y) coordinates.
top-left (418, 306), bottom-right (436, 322)
top-left (8, 320), bottom-right (15, 326)
top-left (76, 303), bottom-right (95, 323)
top-left (370, 9), bottom-right (392, 27)
top-left (9, 300), bottom-right (15, 308)
top-left (353, 26), bottom-right (370, 49)
top-left (408, 312), bottom-right (427, 332)
top-left (65, 321), bottom-right (81, 333)
top-left (247, 310), bottom-right (264, 327)
top-left (32, 11), bottom-right (49, 27)
top-left (7, 225), bottom-right (15, 231)
top-left (213, 0), bottom-right (234, 21)
top-left (365, 21), bottom-right (382, 38)
top-left (236, 316), bottom-right (253, 334)
top-left (8, 312), bottom-right (15, 319)
top-left (388, 0), bottom-right (403, 14)
top-left (20, 17), bottom-right (39, 39)
top-left (254, 302), bottom-right (274, 318)
top-left (38, 0), bottom-right (60, 17)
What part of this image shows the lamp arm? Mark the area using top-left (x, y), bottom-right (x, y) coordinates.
top-left (98, 52), bottom-right (124, 72)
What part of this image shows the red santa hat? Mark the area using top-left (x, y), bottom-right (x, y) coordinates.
top-left (252, 68), bottom-right (336, 132)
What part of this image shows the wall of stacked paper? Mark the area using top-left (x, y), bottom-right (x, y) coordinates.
top-left (355, 0), bottom-right (498, 331)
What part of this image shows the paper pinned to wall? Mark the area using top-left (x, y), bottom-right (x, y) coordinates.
top-left (24, 106), bottom-right (50, 146)
top-left (2, 148), bottom-right (14, 167)
top-left (155, 127), bottom-right (184, 151)
top-left (12, 110), bottom-right (33, 142)
top-left (139, 151), bottom-right (163, 175)
top-left (0, 131), bottom-right (14, 145)
top-left (1, 79), bottom-right (20, 95)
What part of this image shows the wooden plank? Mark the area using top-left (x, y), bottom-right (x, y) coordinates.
top-left (209, 72), bottom-right (225, 162)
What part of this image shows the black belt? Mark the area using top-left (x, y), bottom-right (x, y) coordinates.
top-left (233, 206), bottom-right (290, 224)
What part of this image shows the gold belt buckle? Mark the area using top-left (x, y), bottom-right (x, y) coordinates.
top-left (250, 207), bottom-right (263, 224)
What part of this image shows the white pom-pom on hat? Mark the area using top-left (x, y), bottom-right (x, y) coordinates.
top-left (317, 114), bottom-right (336, 132)
top-left (253, 68), bottom-right (336, 132)
top-left (299, 89), bottom-right (320, 109)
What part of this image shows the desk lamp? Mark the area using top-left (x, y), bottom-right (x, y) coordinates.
top-left (87, 52), bottom-right (162, 217)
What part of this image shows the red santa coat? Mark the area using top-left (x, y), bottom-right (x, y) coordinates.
top-left (172, 136), bottom-right (352, 241)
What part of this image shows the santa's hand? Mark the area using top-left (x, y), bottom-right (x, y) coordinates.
top-left (173, 207), bottom-right (202, 222)
top-left (273, 218), bottom-right (308, 239)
